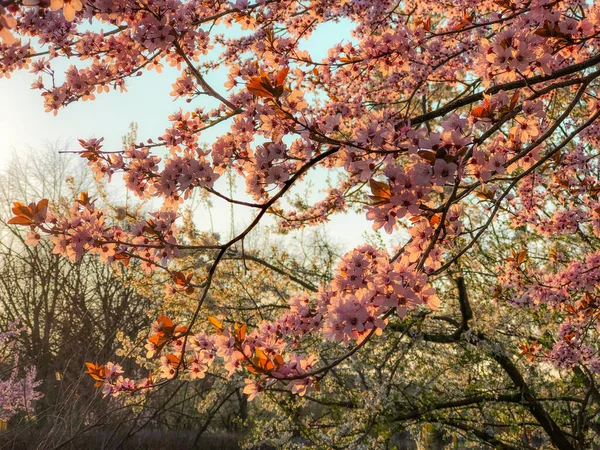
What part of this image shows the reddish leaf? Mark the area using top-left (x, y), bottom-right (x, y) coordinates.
top-left (85, 362), bottom-right (108, 382)
top-left (12, 202), bottom-right (31, 217)
top-left (164, 353), bottom-right (182, 366)
top-left (417, 149), bottom-right (437, 164)
top-left (157, 315), bottom-right (174, 328)
top-left (7, 216), bottom-right (33, 225)
top-left (235, 323), bottom-right (247, 342)
top-left (368, 179), bottom-right (392, 205)
top-left (535, 21), bottom-right (570, 40)
top-left (34, 199), bottom-right (48, 216)
top-left (77, 192), bottom-right (91, 205)
top-left (247, 73), bottom-right (275, 98)
top-left (246, 364), bottom-right (260, 374)
top-left (506, 249), bottom-right (527, 265)
top-left (207, 316), bottom-right (223, 331)
top-left (471, 106), bottom-right (486, 117)
top-left (509, 90), bottom-right (520, 110)
top-left (421, 16), bottom-right (431, 32)
top-left (429, 214), bottom-right (442, 227)
top-left (255, 347), bottom-right (268, 364)
top-left (275, 67), bottom-right (289, 88)
top-left (471, 99), bottom-right (495, 120)
top-left (147, 333), bottom-right (170, 356)
top-left (247, 67), bottom-right (289, 99)
top-left (113, 252), bottom-right (131, 266)
top-left (172, 271), bottom-right (187, 286)
top-left (8, 200), bottom-right (48, 226)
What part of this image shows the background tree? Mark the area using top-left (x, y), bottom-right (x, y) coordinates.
top-left (0, 145), bottom-right (156, 448)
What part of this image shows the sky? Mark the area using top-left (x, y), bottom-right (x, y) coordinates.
top-left (0, 19), bottom-right (385, 254)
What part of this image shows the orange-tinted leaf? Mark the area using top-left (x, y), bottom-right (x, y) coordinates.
top-left (509, 90), bottom-right (520, 110)
top-left (207, 316), bottom-right (223, 331)
top-left (417, 149), bottom-right (437, 164)
top-left (454, 12), bottom-right (473, 31)
top-left (518, 342), bottom-right (535, 361)
top-left (476, 190), bottom-right (495, 201)
top-left (516, 250), bottom-right (527, 265)
top-left (246, 75), bottom-right (275, 98)
top-left (165, 353), bottom-right (182, 366)
top-left (254, 348), bottom-right (268, 364)
top-left (79, 151), bottom-right (98, 161)
top-left (235, 323), bottom-right (247, 342)
top-left (12, 202), bottom-right (31, 217)
top-left (429, 214), bottom-right (442, 227)
top-left (274, 354), bottom-right (284, 366)
top-left (147, 333), bottom-right (170, 356)
top-left (85, 362), bottom-right (108, 382)
top-left (494, 0), bottom-right (513, 8)
top-left (506, 249), bottom-right (527, 265)
top-left (275, 67), bottom-right (289, 88)
top-left (78, 192), bottom-right (91, 205)
top-left (157, 315), bottom-right (174, 328)
top-left (339, 56), bottom-right (362, 63)
top-left (246, 69), bottom-right (288, 99)
top-left (416, 16), bottom-right (432, 32)
top-left (175, 325), bottom-right (188, 335)
top-left (368, 179), bottom-right (392, 205)
top-left (535, 21), bottom-right (570, 40)
top-left (424, 16), bottom-right (431, 31)
top-left (563, 331), bottom-right (575, 342)
top-left (7, 200), bottom-right (47, 226)
top-left (172, 271), bottom-right (187, 286)
top-left (246, 364), bottom-right (260, 374)
top-left (114, 252), bottom-right (131, 266)
top-left (492, 285), bottom-right (502, 298)
top-left (518, 342), bottom-right (528, 353)
top-left (471, 104), bottom-right (494, 119)
top-left (34, 199), bottom-right (49, 215)
top-left (148, 334), bottom-right (169, 346)
top-left (265, 27), bottom-right (274, 42)
top-left (7, 216), bottom-right (33, 225)
top-left (244, 67), bottom-right (291, 99)
top-left (471, 106), bottom-right (485, 117)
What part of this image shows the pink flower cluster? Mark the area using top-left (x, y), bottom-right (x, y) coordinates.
top-left (0, 320), bottom-right (43, 420)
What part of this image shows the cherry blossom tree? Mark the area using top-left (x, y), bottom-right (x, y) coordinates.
top-left (3, 0), bottom-right (600, 447)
